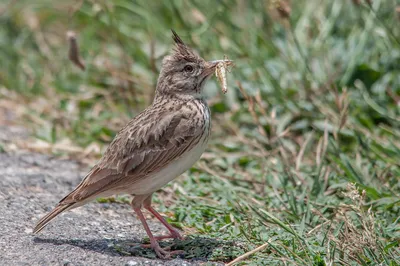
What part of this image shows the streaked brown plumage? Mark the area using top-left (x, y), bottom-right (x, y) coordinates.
top-left (33, 30), bottom-right (230, 259)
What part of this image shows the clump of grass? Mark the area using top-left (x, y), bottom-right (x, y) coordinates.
top-left (328, 183), bottom-right (381, 263)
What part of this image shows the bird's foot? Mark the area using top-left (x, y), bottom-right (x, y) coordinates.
top-left (150, 242), bottom-right (184, 259)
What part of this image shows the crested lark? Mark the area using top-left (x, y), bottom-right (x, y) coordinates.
top-left (33, 30), bottom-right (232, 259)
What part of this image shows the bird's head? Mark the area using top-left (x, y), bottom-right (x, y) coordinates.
top-left (155, 30), bottom-right (230, 100)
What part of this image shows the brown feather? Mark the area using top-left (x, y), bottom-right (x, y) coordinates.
top-left (33, 203), bottom-right (74, 234)
top-left (171, 29), bottom-right (185, 46)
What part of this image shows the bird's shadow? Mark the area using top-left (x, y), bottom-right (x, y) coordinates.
top-left (34, 236), bottom-right (235, 261)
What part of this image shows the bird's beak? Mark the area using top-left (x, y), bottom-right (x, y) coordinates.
top-left (202, 59), bottom-right (233, 77)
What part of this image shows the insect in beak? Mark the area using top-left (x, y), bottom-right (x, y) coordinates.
top-left (208, 59), bottom-right (233, 94)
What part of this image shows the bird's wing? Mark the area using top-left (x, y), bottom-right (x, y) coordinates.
top-left (60, 106), bottom-right (206, 204)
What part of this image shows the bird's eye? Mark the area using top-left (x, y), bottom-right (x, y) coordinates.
top-left (183, 65), bottom-right (194, 73)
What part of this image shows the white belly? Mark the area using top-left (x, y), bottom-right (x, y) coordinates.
top-left (129, 135), bottom-right (208, 195)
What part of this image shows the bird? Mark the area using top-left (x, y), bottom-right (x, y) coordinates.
top-left (33, 30), bottom-right (231, 259)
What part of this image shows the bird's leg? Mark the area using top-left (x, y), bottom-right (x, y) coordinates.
top-left (131, 196), bottom-right (182, 259)
top-left (132, 206), bottom-right (173, 259)
top-left (131, 196), bottom-right (181, 259)
top-left (143, 195), bottom-right (183, 241)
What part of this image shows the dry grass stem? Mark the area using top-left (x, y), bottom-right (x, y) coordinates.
top-left (295, 131), bottom-right (314, 172)
top-left (226, 241), bottom-right (271, 266)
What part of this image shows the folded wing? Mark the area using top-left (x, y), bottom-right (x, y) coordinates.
top-left (60, 107), bottom-right (203, 204)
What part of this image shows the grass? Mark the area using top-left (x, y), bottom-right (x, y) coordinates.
top-left (1, 0), bottom-right (400, 264)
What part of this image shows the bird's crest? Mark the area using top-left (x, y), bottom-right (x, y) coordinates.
top-left (171, 29), bottom-right (185, 46)
top-left (170, 29), bottom-right (200, 62)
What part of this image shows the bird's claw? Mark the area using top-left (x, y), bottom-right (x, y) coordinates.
top-left (151, 242), bottom-right (184, 259)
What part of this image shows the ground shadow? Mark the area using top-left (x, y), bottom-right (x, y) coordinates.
top-left (34, 236), bottom-right (236, 261)
top-left (33, 237), bottom-right (128, 257)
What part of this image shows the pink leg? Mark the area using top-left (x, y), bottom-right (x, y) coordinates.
top-left (131, 195), bottom-right (182, 259)
top-left (132, 206), bottom-right (172, 259)
top-left (143, 195), bottom-right (183, 240)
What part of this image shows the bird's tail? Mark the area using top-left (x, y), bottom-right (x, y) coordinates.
top-left (33, 203), bottom-right (74, 234)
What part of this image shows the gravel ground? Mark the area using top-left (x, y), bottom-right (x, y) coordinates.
top-left (0, 151), bottom-right (209, 266)
top-left (0, 124), bottom-right (220, 265)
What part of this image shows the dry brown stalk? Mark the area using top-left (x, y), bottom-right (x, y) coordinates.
top-left (226, 241), bottom-right (271, 266)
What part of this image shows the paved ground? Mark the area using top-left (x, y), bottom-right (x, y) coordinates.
top-left (0, 126), bottom-right (221, 266)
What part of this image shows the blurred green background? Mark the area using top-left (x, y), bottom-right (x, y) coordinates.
top-left (1, 0), bottom-right (399, 264)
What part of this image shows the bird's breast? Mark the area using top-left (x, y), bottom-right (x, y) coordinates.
top-left (129, 132), bottom-right (209, 195)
